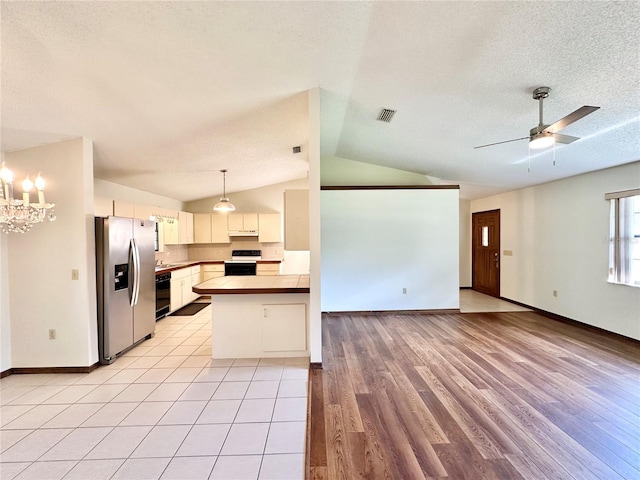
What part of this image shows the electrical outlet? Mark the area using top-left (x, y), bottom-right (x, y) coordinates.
top-left (402, 288), bottom-right (407, 294)
top-left (71, 269), bottom-right (79, 280)
top-left (553, 290), bottom-right (558, 297)
top-left (49, 329), bottom-right (56, 340)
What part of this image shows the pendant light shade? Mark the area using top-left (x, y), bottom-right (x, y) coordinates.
top-left (213, 169), bottom-right (236, 212)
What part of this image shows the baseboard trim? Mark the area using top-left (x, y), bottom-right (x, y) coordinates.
top-left (500, 296), bottom-right (640, 345)
top-left (1, 363), bottom-right (100, 378)
top-left (460, 286), bottom-right (472, 290)
top-left (323, 308), bottom-right (460, 316)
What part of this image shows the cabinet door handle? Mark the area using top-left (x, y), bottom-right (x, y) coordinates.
top-left (264, 308), bottom-right (267, 318)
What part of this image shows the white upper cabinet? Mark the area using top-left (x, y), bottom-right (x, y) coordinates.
top-left (94, 197), bottom-right (114, 217)
top-left (194, 213), bottom-right (231, 244)
top-left (193, 213), bottom-right (212, 243)
top-left (179, 211), bottom-right (194, 244)
top-left (134, 204), bottom-right (155, 221)
top-left (258, 213), bottom-right (282, 243)
top-left (211, 214), bottom-right (231, 243)
top-left (162, 219), bottom-right (179, 245)
top-left (228, 213), bottom-right (259, 232)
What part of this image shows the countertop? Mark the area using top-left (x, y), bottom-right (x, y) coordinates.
top-left (193, 274), bottom-right (310, 295)
top-left (155, 259), bottom-right (282, 274)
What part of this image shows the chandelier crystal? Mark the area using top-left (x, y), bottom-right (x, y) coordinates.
top-left (0, 162), bottom-right (56, 234)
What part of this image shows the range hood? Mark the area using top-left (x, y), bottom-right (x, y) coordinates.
top-left (228, 230), bottom-right (259, 237)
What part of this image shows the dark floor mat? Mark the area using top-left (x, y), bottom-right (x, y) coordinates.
top-left (169, 302), bottom-right (209, 316)
top-left (193, 296), bottom-right (211, 303)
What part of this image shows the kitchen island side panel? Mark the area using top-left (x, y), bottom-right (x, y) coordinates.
top-left (209, 293), bottom-right (310, 359)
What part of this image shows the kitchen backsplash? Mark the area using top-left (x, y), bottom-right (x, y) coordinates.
top-left (188, 239), bottom-right (284, 261)
top-left (155, 241), bottom-right (284, 263)
top-left (156, 242), bottom-right (284, 263)
top-left (155, 244), bottom-right (189, 264)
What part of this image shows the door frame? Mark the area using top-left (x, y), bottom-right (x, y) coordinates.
top-left (471, 209), bottom-right (501, 297)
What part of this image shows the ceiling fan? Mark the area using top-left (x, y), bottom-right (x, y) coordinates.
top-left (474, 87), bottom-right (600, 150)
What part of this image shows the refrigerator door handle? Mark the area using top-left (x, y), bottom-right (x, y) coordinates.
top-left (131, 238), bottom-right (141, 306)
top-left (129, 240), bottom-right (136, 306)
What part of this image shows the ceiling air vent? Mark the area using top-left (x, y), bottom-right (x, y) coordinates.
top-left (376, 108), bottom-right (396, 123)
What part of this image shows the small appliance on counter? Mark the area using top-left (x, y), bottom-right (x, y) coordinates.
top-left (95, 216), bottom-right (156, 364)
top-left (224, 249), bottom-right (261, 275)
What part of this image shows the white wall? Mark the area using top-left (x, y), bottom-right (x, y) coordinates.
top-left (321, 189), bottom-right (459, 311)
top-left (185, 177), bottom-right (309, 214)
top-left (309, 88), bottom-right (322, 364)
top-left (470, 161), bottom-right (640, 340)
top-left (94, 178), bottom-right (184, 211)
top-left (0, 233), bottom-right (10, 372)
top-left (322, 156), bottom-right (438, 186)
top-left (6, 138), bottom-right (98, 367)
top-left (459, 199), bottom-right (472, 287)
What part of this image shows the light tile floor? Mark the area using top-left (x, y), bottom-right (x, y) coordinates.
top-left (0, 304), bottom-right (308, 480)
top-left (459, 288), bottom-right (532, 313)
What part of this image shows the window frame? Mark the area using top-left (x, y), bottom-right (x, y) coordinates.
top-left (606, 188), bottom-right (640, 287)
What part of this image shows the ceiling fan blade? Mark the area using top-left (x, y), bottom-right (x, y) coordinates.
top-left (553, 133), bottom-right (580, 145)
top-left (544, 106), bottom-right (600, 134)
top-left (474, 136), bottom-right (529, 149)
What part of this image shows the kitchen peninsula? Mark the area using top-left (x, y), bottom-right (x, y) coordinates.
top-left (193, 275), bottom-right (310, 359)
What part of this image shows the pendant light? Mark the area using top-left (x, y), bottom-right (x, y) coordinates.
top-left (213, 169), bottom-right (236, 212)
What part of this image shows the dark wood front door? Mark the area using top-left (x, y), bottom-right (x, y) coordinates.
top-left (472, 209), bottom-right (500, 297)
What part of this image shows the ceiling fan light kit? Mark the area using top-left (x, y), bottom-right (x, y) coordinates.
top-left (474, 86), bottom-right (600, 150)
top-left (529, 132), bottom-right (555, 149)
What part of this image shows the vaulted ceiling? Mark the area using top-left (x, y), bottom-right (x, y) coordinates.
top-left (2, 1), bottom-right (638, 201)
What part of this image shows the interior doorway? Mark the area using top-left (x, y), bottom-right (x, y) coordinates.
top-left (472, 209), bottom-right (500, 297)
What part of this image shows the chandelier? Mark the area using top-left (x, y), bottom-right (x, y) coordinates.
top-left (0, 162), bottom-right (56, 234)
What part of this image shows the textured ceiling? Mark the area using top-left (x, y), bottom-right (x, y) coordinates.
top-left (2, 1), bottom-right (639, 201)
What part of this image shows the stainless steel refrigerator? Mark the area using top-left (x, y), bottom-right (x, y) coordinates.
top-left (95, 216), bottom-right (156, 364)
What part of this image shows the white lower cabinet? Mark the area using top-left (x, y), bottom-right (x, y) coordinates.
top-left (211, 293), bottom-right (309, 358)
top-left (202, 264), bottom-right (225, 281)
top-left (256, 263), bottom-right (279, 276)
top-left (170, 277), bottom-right (184, 312)
top-left (170, 266), bottom-right (199, 312)
top-left (261, 304), bottom-right (306, 352)
top-left (190, 265), bottom-right (201, 302)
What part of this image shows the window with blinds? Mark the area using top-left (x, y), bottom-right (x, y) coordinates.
top-left (606, 189), bottom-right (640, 286)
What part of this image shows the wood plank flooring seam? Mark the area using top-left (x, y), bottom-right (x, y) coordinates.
top-left (309, 311), bottom-right (640, 480)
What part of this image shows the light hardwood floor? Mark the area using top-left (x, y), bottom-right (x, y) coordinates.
top-left (309, 310), bottom-right (640, 479)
